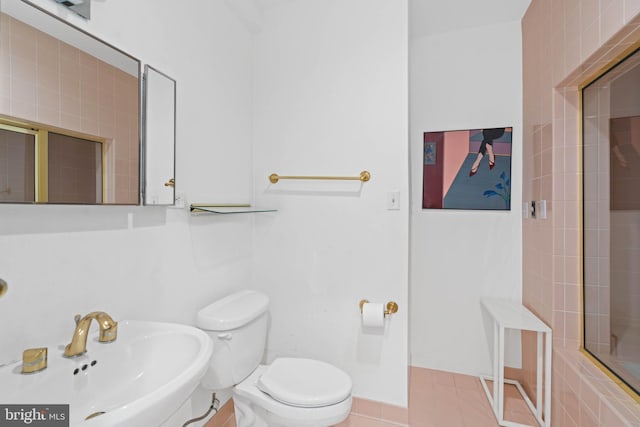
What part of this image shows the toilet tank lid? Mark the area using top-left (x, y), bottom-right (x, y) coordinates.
top-left (197, 290), bottom-right (269, 331)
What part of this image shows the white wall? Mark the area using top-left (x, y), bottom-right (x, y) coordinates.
top-left (0, 0), bottom-right (253, 421)
top-left (409, 21), bottom-right (524, 375)
top-left (251, 0), bottom-right (410, 407)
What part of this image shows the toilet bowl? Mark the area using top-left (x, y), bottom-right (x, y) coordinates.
top-left (196, 290), bottom-right (352, 427)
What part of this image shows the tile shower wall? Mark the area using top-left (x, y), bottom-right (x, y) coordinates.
top-left (0, 13), bottom-right (139, 203)
top-left (522, 0), bottom-right (640, 425)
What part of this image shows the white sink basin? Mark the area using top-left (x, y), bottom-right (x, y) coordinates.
top-left (0, 320), bottom-right (213, 426)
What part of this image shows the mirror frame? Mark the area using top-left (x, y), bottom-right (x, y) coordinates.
top-left (0, 0), bottom-right (143, 205)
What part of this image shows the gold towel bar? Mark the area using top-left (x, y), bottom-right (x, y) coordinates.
top-left (269, 170), bottom-right (371, 184)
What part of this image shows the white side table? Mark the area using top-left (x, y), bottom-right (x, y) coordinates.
top-left (480, 298), bottom-right (552, 427)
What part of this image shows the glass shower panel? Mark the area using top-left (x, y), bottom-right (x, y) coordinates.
top-left (48, 133), bottom-right (103, 204)
top-left (0, 127), bottom-right (36, 202)
top-left (583, 48), bottom-right (640, 395)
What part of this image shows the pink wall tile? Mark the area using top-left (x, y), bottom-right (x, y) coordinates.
top-left (37, 106), bottom-right (60, 127)
top-left (601, 0), bottom-right (625, 41)
top-left (81, 101), bottom-right (99, 123)
top-left (10, 28), bottom-right (36, 64)
top-left (624, 0), bottom-right (640, 22)
top-left (37, 65), bottom-right (60, 92)
top-left (600, 401), bottom-right (630, 427)
top-left (523, 3), bottom-right (640, 421)
top-left (351, 398), bottom-right (382, 419)
top-left (581, 21), bottom-right (601, 62)
top-left (379, 402), bottom-right (408, 424)
top-left (582, 0), bottom-right (601, 28)
top-left (60, 73), bottom-right (81, 100)
top-left (81, 118), bottom-right (99, 136)
top-left (60, 113), bottom-right (82, 131)
top-left (60, 95), bottom-right (81, 117)
top-left (11, 99), bottom-right (37, 120)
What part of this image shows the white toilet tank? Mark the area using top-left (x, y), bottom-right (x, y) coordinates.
top-left (197, 290), bottom-right (269, 391)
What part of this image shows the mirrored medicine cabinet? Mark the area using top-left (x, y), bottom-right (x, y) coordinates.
top-left (143, 65), bottom-right (176, 206)
top-left (0, 0), bottom-right (176, 206)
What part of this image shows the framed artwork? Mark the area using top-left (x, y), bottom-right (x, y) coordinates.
top-left (422, 127), bottom-right (512, 210)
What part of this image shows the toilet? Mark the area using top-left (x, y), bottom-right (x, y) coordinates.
top-left (196, 290), bottom-right (352, 427)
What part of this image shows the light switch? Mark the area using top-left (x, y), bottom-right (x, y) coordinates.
top-left (539, 200), bottom-right (547, 219)
top-left (387, 191), bottom-right (400, 210)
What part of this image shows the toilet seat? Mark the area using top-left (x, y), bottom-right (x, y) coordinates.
top-left (234, 364), bottom-right (353, 427)
top-left (257, 358), bottom-right (352, 408)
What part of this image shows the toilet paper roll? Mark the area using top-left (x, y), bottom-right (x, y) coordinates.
top-left (361, 302), bottom-right (385, 328)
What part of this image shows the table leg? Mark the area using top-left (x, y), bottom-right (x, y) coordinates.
top-left (544, 331), bottom-right (552, 427)
top-left (498, 325), bottom-right (505, 423)
top-left (493, 319), bottom-right (499, 418)
top-left (537, 331), bottom-right (543, 421)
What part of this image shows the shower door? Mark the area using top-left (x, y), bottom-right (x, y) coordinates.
top-left (583, 47), bottom-right (640, 396)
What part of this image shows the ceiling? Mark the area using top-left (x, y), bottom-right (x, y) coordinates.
top-left (410, 0), bottom-right (532, 39)
top-left (229, 0), bottom-right (532, 38)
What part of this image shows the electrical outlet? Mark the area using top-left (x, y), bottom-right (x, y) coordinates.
top-left (539, 200), bottom-right (547, 219)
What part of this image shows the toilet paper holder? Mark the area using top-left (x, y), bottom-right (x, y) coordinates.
top-left (359, 299), bottom-right (398, 317)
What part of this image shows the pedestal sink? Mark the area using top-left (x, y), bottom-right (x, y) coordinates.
top-left (0, 320), bottom-right (213, 426)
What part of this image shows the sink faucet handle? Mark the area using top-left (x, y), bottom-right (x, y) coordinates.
top-left (22, 347), bottom-right (47, 374)
top-left (74, 314), bottom-right (81, 325)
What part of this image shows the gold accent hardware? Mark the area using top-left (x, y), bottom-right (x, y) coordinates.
top-left (385, 301), bottom-right (399, 316)
top-left (64, 312), bottom-right (118, 357)
top-left (164, 178), bottom-right (175, 187)
top-left (359, 299), bottom-right (399, 316)
top-left (85, 411), bottom-right (106, 420)
top-left (0, 278), bottom-right (7, 298)
top-left (269, 170), bottom-right (371, 184)
top-left (22, 347), bottom-right (47, 374)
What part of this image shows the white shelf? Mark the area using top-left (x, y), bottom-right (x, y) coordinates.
top-left (481, 298), bottom-right (551, 333)
top-left (480, 298), bottom-right (552, 427)
top-left (189, 204), bottom-right (277, 215)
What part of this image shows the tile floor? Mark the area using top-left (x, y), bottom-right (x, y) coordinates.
top-left (403, 367), bottom-right (538, 427)
top-left (208, 366), bottom-right (539, 427)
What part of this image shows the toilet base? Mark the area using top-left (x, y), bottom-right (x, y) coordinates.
top-left (233, 396), bottom-right (269, 427)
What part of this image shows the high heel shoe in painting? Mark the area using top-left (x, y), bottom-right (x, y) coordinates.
top-left (469, 166), bottom-right (479, 177)
top-left (489, 157), bottom-right (496, 170)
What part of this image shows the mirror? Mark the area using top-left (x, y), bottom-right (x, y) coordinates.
top-left (143, 65), bottom-right (176, 206)
top-left (0, 0), bottom-right (141, 205)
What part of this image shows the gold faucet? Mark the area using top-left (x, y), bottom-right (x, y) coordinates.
top-left (64, 312), bottom-right (118, 357)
